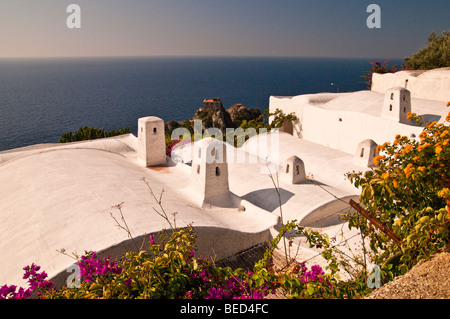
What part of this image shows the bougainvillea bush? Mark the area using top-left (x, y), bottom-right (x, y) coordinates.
top-left (361, 59), bottom-right (398, 89)
top-left (1, 224), bottom-right (333, 299)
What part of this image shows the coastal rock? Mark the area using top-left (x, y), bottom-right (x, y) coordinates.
top-left (165, 120), bottom-right (181, 132)
top-left (226, 104), bottom-right (261, 127)
top-left (165, 99), bottom-right (262, 136)
top-left (192, 99), bottom-right (233, 131)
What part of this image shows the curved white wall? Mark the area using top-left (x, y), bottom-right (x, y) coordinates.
top-left (371, 68), bottom-right (450, 102)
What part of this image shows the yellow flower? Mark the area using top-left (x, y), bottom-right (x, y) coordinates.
top-left (447, 101), bottom-right (450, 107)
top-left (402, 144), bottom-right (413, 154)
top-left (435, 146), bottom-right (443, 154)
top-left (393, 179), bottom-right (398, 188)
top-left (443, 139), bottom-right (450, 146)
top-left (440, 130), bottom-right (449, 138)
top-left (373, 155), bottom-right (385, 166)
top-left (381, 172), bottom-right (390, 180)
top-left (419, 131), bottom-right (428, 140)
top-left (427, 121), bottom-right (438, 129)
top-left (406, 112), bottom-right (416, 120)
top-left (438, 188), bottom-right (450, 199)
top-left (418, 143), bottom-right (431, 152)
top-left (377, 142), bottom-right (388, 153)
top-left (404, 169), bottom-right (411, 178)
top-left (413, 156), bottom-right (420, 161)
top-left (418, 166), bottom-right (426, 172)
top-left (404, 163), bottom-right (414, 178)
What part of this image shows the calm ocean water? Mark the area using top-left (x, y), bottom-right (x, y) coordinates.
top-left (0, 56), bottom-right (401, 151)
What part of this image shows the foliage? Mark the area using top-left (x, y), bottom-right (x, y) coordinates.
top-left (346, 102), bottom-right (450, 279)
top-left (59, 126), bottom-right (131, 143)
top-left (2, 218), bottom-right (335, 299)
top-left (10, 226), bottom-right (276, 299)
top-left (361, 59), bottom-right (398, 89)
top-left (402, 30), bottom-right (450, 70)
top-left (229, 106), bottom-right (261, 128)
top-left (239, 108), bottom-right (297, 132)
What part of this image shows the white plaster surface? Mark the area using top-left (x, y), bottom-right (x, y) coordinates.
top-left (270, 89), bottom-right (448, 155)
top-left (0, 131), bottom-right (362, 287)
top-left (1, 70), bottom-right (447, 288)
top-left (0, 135), bottom-right (279, 287)
top-left (371, 68), bottom-right (450, 102)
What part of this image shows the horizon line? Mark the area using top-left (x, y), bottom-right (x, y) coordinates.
top-left (0, 54), bottom-right (405, 61)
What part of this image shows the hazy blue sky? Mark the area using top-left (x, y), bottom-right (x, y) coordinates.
top-left (0, 0), bottom-right (448, 59)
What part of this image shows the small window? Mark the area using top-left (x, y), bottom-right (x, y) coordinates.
top-left (153, 127), bottom-right (157, 134)
top-left (296, 165), bottom-right (300, 175)
top-left (390, 93), bottom-right (394, 100)
top-left (405, 79), bottom-right (409, 88)
top-left (389, 104), bottom-right (393, 111)
top-left (404, 107), bottom-right (406, 113)
top-left (215, 167), bottom-right (220, 176)
top-left (141, 127), bottom-right (143, 132)
top-left (403, 95), bottom-right (406, 102)
top-left (197, 165), bottom-right (200, 174)
top-left (286, 164), bottom-right (290, 174)
top-left (360, 148), bottom-right (365, 158)
top-left (198, 148), bottom-right (201, 158)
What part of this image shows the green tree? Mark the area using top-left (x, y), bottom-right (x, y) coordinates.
top-left (402, 30), bottom-right (450, 70)
top-left (239, 108), bottom-right (297, 131)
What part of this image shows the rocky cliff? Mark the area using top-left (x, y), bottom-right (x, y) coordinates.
top-left (164, 101), bottom-right (261, 136)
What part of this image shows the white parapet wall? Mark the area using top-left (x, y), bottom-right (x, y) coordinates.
top-left (371, 68), bottom-right (450, 102)
top-left (269, 86), bottom-right (448, 156)
top-left (269, 93), bottom-right (343, 138)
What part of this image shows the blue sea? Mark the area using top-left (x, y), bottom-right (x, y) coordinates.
top-left (0, 56), bottom-right (402, 152)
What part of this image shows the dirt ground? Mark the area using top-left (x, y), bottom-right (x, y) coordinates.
top-left (364, 244), bottom-right (450, 299)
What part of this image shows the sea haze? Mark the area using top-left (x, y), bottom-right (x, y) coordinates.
top-left (0, 56), bottom-right (401, 151)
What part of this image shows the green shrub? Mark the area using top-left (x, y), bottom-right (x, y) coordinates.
top-left (402, 30), bottom-right (450, 70)
top-left (59, 126), bottom-right (130, 143)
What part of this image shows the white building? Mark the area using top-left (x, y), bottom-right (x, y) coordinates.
top-left (270, 68), bottom-right (449, 156)
top-left (0, 67), bottom-right (448, 288)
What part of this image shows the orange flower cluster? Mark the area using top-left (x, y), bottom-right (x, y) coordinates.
top-left (366, 101), bottom-right (450, 202)
top-left (373, 155), bottom-right (385, 166)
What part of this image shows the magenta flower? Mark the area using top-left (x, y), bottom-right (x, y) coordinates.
top-left (78, 251), bottom-right (122, 282)
top-left (206, 287), bottom-right (232, 299)
top-left (149, 234), bottom-right (156, 245)
top-left (22, 263), bottom-right (54, 292)
top-left (0, 284), bottom-right (32, 299)
top-left (124, 278), bottom-right (132, 287)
